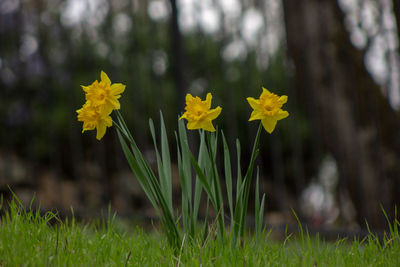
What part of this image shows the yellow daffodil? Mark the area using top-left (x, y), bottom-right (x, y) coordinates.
top-left (247, 87), bottom-right (289, 133)
top-left (82, 71), bottom-right (126, 115)
top-left (77, 102), bottom-right (113, 140)
top-left (179, 93), bottom-right (222, 132)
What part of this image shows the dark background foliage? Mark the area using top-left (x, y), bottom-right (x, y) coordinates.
top-left (1, 0), bottom-right (400, 232)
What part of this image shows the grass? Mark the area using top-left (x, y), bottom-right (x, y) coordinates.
top-left (0, 199), bottom-right (399, 266)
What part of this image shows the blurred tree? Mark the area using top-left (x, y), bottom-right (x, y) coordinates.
top-left (0, 0), bottom-right (318, 224)
top-left (283, 0), bottom-right (400, 228)
top-left (394, 0), bottom-right (400, 53)
top-left (169, 0), bottom-right (186, 112)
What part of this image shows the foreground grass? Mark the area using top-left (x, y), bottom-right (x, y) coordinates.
top-left (0, 200), bottom-right (399, 266)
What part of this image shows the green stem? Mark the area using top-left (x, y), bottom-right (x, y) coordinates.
top-left (113, 111), bottom-right (181, 250)
top-left (206, 131), bottom-right (225, 241)
top-left (239, 123), bottom-right (262, 239)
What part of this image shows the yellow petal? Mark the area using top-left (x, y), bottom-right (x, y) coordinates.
top-left (199, 120), bottom-right (216, 132)
top-left (99, 105), bottom-right (113, 116)
top-left (206, 106), bottom-right (221, 120)
top-left (247, 97), bottom-right (260, 110)
top-left (261, 117), bottom-right (278, 133)
top-left (111, 83), bottom-right (126, 95)
top-left (262, 87), bottom-right (271, 94)
top-left (96, 122), bottom-right (107, 140)
top-left (179, 113), bottom-right (187, 120)
top-left (104, 115), bottom-right (113, 127)
top-left (82, 123), bottom-right (95, 132)
top-left (187, 120), bottom-right (200, 130)
top-left (108, 98), bottom-right (121, 109)
top-left (206, 93), bottom-right (212, 109)
top-left (185, 94), bottom-right (194, 103)
top-left (101, 71), bottom-right (111, 86)
top-left (275, 110), bottom-right (289, 120)
top-left (248, 110), bottom-right (265, 121)
top-left (81, 85), bottom-right (90, 92)
top-left (279, 95), bottom-right (288, 104)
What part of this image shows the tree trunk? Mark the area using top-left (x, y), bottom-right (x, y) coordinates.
top-left (393, 0), bottom-right (400, 46)
top-left (170, 0), bottom-right (186, 112)
top-left (282, 0), bottom-right (400, 228)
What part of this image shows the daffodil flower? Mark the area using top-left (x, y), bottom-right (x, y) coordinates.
top-left (77, 102), bottom-right (113, 140)
top-left (247, 87), bottom-right (289, 133)
top-left (82, 71), bottom-right (126, 115)
top-left (77, 71), bottom-right (125, 140)
top-left (180, 93), bottom-right (222, 132)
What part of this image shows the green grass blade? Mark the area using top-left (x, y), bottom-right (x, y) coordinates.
top-left (201, 199), bottom-right (210, 245)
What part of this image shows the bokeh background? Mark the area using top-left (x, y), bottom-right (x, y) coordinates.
top-left (1, 0), bottom-right (400, 233)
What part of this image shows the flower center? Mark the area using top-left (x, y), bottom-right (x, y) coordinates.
top-left (260, 93), bottom-right (282, 116)
top-left (191, 107), bottom-right (206, 120)
top-left (184, 99), bottom-right (209, 121)
top-left (98, 92), bottom-right (105, 101)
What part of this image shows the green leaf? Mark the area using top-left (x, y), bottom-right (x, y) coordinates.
top-left (115, 111), bottom-right (180, 249)
top-left (160, 112), bottom-right (172, 211)
top-left (149, 118), bottom-right (169, 209)
top-left (239, 123), bottom-right (262, 239)
top-left (178, 119), bottom-right (192, 201)
top-left (149, 114), bottom-right (173, 214)
top-left (222, 132), bottom-right (234, 228)
top-left (255, 168), bottom-right (260, 239)
top-left (206, 131), bottom-right (225, 241)
top-left (175, 133), bottom-right (190, 235)
top-left (116, 130), bottom-right (157, 209)
top-left (190, 149), bottom-right (214, 205)
top-left (177, 119), bottom-right (198, 237)
top-left (235, 139), bottom-right (242, 204)
top-left (258, 194), bottom-right (266, 239)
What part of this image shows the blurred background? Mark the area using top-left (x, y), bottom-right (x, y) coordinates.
top-left (1, 0), bottom-right (400, 234)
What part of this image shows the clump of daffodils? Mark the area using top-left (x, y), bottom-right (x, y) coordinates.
top-left (77, 71), bottom-right (125, 140)
top-left (77, 73), bottom-right (289, 250)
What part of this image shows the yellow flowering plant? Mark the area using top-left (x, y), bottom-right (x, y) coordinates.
top-left (179, 93), bottom-right (222, 131)
top-left (178, 93), bottom-right (226, 240)
top-left (247, 87), bottom-right (289, 133)
top-left (77, 71), bottom-right (125, 140)
top-left (181, 88), bottom-right (288, 245)
top-left (77, 72), bottom-right (289, 249)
